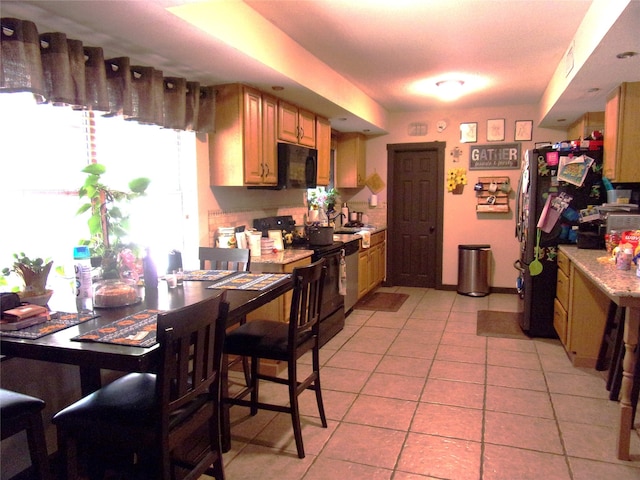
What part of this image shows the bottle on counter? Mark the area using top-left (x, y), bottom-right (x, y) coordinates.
top-left (341, 203), bottom-right (349, 226)
top-left (73, 246), bottom-right (93, 313)
top-left (143, 248), bottom-right (158, 289)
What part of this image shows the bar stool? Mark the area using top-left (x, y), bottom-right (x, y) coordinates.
top-left (0, 388), bottom-right (52, 480)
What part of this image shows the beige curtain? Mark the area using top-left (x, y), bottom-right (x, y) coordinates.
top-left (1, 17), bottom-right (216, 132)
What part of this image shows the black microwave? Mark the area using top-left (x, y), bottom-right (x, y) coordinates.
top-left (277, 143), bottom-right (317, 189)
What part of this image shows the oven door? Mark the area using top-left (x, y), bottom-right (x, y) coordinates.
top-left (313, 247), bottom-right (345, 345)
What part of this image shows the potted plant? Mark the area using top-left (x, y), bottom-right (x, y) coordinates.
top-left (76, 163), bottom-right (150, 280)
top-left (2, 253), bottom-right (54, 305)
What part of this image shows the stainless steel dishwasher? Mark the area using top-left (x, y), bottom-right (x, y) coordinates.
top-left (343, 238), bottom-right (360, 312)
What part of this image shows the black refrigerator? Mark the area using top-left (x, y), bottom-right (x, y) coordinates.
top-left (514, 146), bottom-right (605, 337)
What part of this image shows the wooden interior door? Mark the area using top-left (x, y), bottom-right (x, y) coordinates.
top-left (387, 142), bottom-right (444, 288)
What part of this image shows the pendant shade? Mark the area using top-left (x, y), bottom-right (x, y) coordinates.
top-left (0, 17), bottom-right (46, 102)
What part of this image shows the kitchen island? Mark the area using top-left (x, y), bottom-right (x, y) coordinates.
top-left (559, 245), bottom-right (640, 460)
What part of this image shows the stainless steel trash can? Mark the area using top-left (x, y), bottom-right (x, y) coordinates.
top-left (457, 244), bottom-right (490, 297)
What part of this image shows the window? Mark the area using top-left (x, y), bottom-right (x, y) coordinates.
top-left (0, 93), bottom-right (196, 291)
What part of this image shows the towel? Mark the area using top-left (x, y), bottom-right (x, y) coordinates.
top-left (359, 230), bottom-right (371, 248)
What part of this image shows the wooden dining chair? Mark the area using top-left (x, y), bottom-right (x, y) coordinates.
top-left (0, 389), bottom-right (52, 480)
top-left (223, 258), bottom-right (327, 458)
top-left (52, 292), bottom-right (229, 480)
top-left (199, 246), bottom-right (250, 271)
top-left (200, 246), bottom-right (252, 385)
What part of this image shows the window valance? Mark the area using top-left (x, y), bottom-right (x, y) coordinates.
top-left (0, 17), bottom-right (215, 132)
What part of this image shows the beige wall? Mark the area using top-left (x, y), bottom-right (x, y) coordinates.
top-left (349, 104), bottom-right (568, 289)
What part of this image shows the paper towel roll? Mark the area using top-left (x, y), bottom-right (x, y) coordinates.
top-left (370, 194), bottom-right (378, 207)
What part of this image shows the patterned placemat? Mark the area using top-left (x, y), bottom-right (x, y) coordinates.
top-left (0, 312), bottom-right (99, 340)
top-left (207, 273), bottom-right (291, 291)
top-left (72, 310), bottom-right (160, 348)
top-left (182, 270), bottom-right (235, 281)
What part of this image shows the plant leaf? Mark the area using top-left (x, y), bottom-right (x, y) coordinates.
top-left (76, 203), bottom-right (92, 215)
top-left (88, 214), bottom-right (102, 235)
top-left (82, 163), bottom-right (106, 175)
top-left (129, 177), bottom-right (150, 193)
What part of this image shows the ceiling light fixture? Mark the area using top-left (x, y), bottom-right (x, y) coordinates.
top-left (271, 86), bottom-right (284, 91)
top-left (435, 79), bottom-right (465, 101)
top-left (616, 51), bottom-right (638, 59)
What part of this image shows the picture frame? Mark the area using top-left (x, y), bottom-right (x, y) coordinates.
top-left (515, 120), bottom-right (533, 141)
top-left (487, 118), bottom-right (505, 142)
top-left (460, 122), bottom-right (477, 143)
top-left (268, 229), bottom-right (284, 251)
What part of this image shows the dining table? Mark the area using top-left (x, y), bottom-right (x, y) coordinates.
top-left (0, 270), bottom-right (294, 452)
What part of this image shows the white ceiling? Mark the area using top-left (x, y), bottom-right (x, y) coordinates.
top-left (2, 0), bottom-right (639, 135)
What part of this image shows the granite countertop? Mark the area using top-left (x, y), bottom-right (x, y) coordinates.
top-left (333, 225), bottom-right (387, 244)
top-left (559, 245), bottom-right (640, 304)
top-left (251, 248), bottom-right (313, 265)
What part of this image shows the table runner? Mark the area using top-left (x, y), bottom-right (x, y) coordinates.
top-left (182, 270), bottom-right (235, 281)
top-left (72, 310), bottom-right (160, 348)
top-left (0, 312), bottom-right (98, 340)
top-left (206, 273), bottom-right (291, 290)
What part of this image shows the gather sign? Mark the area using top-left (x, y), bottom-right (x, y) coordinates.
top-left (469, 143), bottom-right (521, 170)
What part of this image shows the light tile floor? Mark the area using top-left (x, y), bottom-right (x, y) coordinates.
top-left (217, 287), bottom-right (640, 480)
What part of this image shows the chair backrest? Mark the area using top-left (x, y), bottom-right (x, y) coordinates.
top-left (199, 247), bottom-right (251, 271)
top-left (288, 258), bottom-right (327, 353)
top-left (155, 291), bottom-right (229, 449)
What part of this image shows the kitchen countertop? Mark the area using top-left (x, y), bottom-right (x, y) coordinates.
top-left (333, 225), bottom-right (387, 244)
top-left (559, 245), bottom-right (640, 303)
top-left (251, 248), bottom-right (313, 265)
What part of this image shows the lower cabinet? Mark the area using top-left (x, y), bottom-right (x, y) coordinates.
top-left (247, 257), bottom-right (311, 323)
top-left (553, 249), bottom-right (608, 367)
top-left (357, 231), bottom-right (386, 299)
top-left (244, 256), bottom-right (311, 376)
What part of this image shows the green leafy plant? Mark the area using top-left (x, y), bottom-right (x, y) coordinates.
top-left (308, 187), bottom-right (340, 210)
top-left (76, 163), bottom-right (150, 279)
top-left (2, 253), bottom-right (53, 296)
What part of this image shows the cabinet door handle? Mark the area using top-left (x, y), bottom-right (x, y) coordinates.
top-left (298, 126), bottom-right (303, 141)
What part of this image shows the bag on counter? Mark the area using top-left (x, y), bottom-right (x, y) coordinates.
top-left (0, 292), bottom-right (21, 314)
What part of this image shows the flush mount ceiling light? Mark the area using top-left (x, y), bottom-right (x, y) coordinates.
top-left (435, 79), bottom-right (465, 101)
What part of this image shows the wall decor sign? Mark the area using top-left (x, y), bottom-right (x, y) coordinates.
top-left (487, 118), bottom-right (505, 141)
top-left (469, 143), bottom-right (521, 170)
top-left (460, 122), bottom-right (477, 143)
top-left (515, 120), bottom-right (533, 141)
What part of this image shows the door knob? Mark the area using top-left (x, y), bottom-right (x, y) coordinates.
top-left (430, 226), bottom-right (435, 233)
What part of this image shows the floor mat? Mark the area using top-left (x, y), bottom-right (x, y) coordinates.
top-left (354, 292), bottom-right (409, 312)
top-left (477, 310), bottom-right (529, 339)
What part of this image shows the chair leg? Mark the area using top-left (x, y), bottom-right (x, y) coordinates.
top-left (25, 410), bottom-right (52, 480)
top-left (312, 349), bottom-right (328, 428)
top-left (288, 361), bottom-right (305, 459)
top-left (250, 357), bottom-right (259, 416)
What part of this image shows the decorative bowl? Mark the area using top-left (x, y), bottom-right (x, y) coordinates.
top-left (19, 289), bottom-right (54, 306)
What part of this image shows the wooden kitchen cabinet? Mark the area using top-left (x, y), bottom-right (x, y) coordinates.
top-left (357, 230), bottom-right (386, 298)
top-left (603, 81), bottom-right (640, 182)
top-left (209, 84), bottom-right (277, 186)
top-left (566, 111), bottom-right (604, 141)
top-left (316, 116), bottom-right (331, 185)
top-left (277, 100), bottom-right (316, 147)
top-left (336, 132), bottom-right (367, 188)
top-left (553, 249), bottom-right (608, 367)
top-left (248, 256), bottom-right (311, 323)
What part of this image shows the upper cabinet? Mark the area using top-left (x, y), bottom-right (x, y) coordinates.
top-left (209, 84), bottom-right (277, 186)
top-left (315, 116), bottom-right (331, 186)
top-left (566, 111), bottom-right (604, 141)
top-left (603, 82), bottom-right (640, 182)
top-left (277, 100), bottom-right (316, 147)
top-left (336, 132), bottom-right (367, 188)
